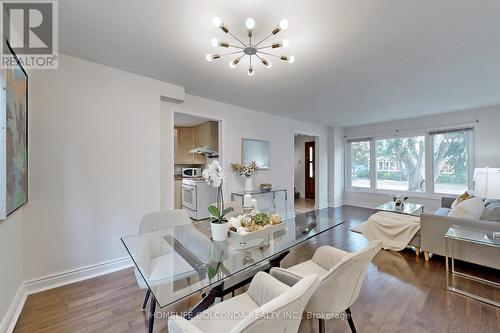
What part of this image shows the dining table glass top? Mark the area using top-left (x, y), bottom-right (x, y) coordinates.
top-left (121, 212), bottom-right (344, 308)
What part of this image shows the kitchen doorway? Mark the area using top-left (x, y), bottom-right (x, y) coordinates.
top-left (294, 133), bottom-right (317, 213)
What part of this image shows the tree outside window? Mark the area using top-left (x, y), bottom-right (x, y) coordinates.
top-left (433, 130), bottom-right (470, 194)
top-left (376, 136), bottom-right (425, 192)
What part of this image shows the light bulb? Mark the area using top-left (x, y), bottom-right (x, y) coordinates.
top-left (245, 18), bottom-right (255, 30)
top-left (205, 54), bottom-right (213, 62)
top-left (288, 55), bottom-right (295, 63)
top-left (279, 19), bottom-right (289, 30)
top-left (229, 61), bottom-right (236, 68)
top-left (211, 38), bottom-right (219, 47)
top-left (212, 16), bottom-right (222, 27)
top-left (282, 38), bottom-right (289, 48)
top-left (248, 66), bottom-right (254, 76)
top-left (266, 61), bottom-right (272, 69)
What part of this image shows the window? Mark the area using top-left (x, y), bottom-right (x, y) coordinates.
top-left (376, 136), bottom-right (426, 192)
top-left (346, 128), bottom-right (473, 194)
top-left (432, 129), bottom-right (472, 195)
top-left (349, 140), bottom-right (371, 188)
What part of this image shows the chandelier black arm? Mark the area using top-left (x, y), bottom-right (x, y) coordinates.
top-left (228, 31), bottom-right (247, 47)
top-left (254, 32), bottom-right (274, 47)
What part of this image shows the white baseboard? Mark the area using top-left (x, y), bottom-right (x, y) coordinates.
top-left (25, 256), bottom-right (133, 295)
top-left (1, 256), bottom-right (133, 333)
top-left (0, 283), bottom-right (27, 333)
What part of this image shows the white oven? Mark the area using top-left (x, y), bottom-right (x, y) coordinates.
top-left (181, 183), bottom-right (197, 211)
top-left (181, 178), bottom-right (216, 220)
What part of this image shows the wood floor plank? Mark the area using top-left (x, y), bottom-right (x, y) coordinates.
top-left (13, 206), bottom-right (500, 333)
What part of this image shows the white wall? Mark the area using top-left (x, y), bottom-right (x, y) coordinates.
top-left (342, 105), bottom-right (500, 211)
top-left (0, 210), bottom-right (24, 332)
top-left (329, 127), bottom-right (344, 207)
top-left (23, 54), bottom-right (185, 281)
top-left (294, 135), bottom-right (315, 198)
top-left (162, 97), bottom-right (329, 212)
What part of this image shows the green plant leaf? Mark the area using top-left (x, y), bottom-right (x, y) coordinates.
top-left (207, 262), bottom-right (221, 279)
top-left (221, 207), bottom-right (234, 217)
top-left (208, 205), bottom-right (220, 218)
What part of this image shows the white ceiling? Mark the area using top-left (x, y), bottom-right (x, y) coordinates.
top-left (60, 0), bottom-right (500, 126)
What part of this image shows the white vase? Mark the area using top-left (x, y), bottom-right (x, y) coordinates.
top-left (244, 177), bottom-right (253, 192)
top-left (211, 221), bottom-right (229, 241)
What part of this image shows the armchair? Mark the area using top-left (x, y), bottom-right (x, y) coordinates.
top-left (168, 272), bottom-right (320, 333)
top-left (271, 241), bottom-right (382, 333)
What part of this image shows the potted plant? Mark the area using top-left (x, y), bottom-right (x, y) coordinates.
top-left (203, 161), bottom-right (234, 241)
top-left (230, 161), bottom-right (258, 192)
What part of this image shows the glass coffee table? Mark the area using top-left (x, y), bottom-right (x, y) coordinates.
top-left (376, 201), bottom-right (424, 216)
top-left (445, 225), bottom-right (500, 307)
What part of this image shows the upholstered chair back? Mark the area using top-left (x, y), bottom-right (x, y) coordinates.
top-left (306, 240), bottom-right (382, 316)
top-left (136, 210), bottom-right (192, 279)
top-left (231, 273), bottom-right (320, 333)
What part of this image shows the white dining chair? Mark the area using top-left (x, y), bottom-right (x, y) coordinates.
top-left (168, 271), bottom-right (320, 333)
top-left (135, 210), bottom-right (194, 311)
top-left (270, 240), bottom-right (382, 333)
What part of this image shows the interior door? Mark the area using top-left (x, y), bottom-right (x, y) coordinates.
top-left (305, 141), bottom-right (315, 199)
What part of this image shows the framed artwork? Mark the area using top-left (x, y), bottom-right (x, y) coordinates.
top-left (242, 138), bottom-right (270, 169)
top-left (1, 38), bottom-right (28, 219)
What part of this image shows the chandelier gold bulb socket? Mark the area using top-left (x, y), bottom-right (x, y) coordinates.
top-left (220, 23), bottom-right (229, 33)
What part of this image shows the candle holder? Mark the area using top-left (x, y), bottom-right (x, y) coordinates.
top-left (242, 206), bottom-right (253, 226)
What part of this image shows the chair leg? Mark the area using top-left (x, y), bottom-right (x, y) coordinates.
top-left (415, 246), bottom-right (420, 256)
top-left (142, 289), bottom-right (151, 311)
top-left (148, 296), bottom-right (156, 333)
top-left (424, 251), bottom-right (430, 261)
top-left (345, 308), bottom-right (357, 333)
top-left (318, 318), bottom-right (325, 333)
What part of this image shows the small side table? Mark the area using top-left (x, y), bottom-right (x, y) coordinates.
top-left (231, 189), bottom-right (288, 214)
top-left (445, 225), bottom-right (500, 307)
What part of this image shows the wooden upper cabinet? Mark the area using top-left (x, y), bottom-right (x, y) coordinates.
top-left (176, 126), bottom-right (195, 164)
top-left (175, 121), bottom-right (218, 165)
top-left (194, 121), bottom-right (218, 150)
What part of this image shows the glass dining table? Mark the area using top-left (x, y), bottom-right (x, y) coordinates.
top-left (121, 212), bottom-right (344, 332)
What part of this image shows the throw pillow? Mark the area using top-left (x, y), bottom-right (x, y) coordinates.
top-left (481, 199), bottom-right (500, 221)
top-left (451, 191), bottom-right (473, 208)
top-left (449, 197), bottom-right (485, 220)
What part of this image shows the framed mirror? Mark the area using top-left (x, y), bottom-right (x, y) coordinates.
top-left (242, 138), bottom-right (270, 169)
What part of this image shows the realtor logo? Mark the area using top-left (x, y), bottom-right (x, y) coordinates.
top-left (1, 0), bottom-right (58, 69)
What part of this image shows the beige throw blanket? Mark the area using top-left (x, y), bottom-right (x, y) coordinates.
top-left (359, 212), bottom-right (420, 251)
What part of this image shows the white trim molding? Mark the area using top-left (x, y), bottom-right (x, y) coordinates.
top-left (1, 256), bottom-right (133, 333)
top-left (24, 256), bottom-right (133, 295)
top-left (0, 283), bottom-right (27, 333)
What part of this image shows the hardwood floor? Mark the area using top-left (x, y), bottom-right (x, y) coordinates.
top-left (295, 198), bottom-right (315, 213)
top-left (14, 206), bottom-right (500, 333)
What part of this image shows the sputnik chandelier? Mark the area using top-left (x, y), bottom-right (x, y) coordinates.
top-left (206, 16), bottom-right (294, 76)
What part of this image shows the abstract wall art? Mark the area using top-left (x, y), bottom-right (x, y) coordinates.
top-left (1, 38), bottom-right (28, 220)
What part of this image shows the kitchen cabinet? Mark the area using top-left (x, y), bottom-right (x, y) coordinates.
top-left (176, 126), bottom-right (196, 164)
top-left (174, 179), bottom-right (182, 209)
top-left (194, 121), bottom-right (218, 151)
top-left (175, 121), bottom-right (218, 165)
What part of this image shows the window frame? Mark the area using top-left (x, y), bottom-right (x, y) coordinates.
top-left (430, 128), bottom-right (475, 195)
top-left (374, 133), bottom-right (427, 192)
top-left (345, 128), bottom-right (474, 197)
top-left (346, 138), bottom-right (373, 190)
